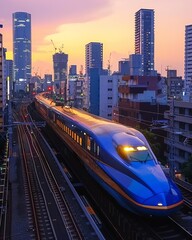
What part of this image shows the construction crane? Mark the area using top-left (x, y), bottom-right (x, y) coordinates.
top-left (58, 44), bottom-right (64, 53)
top-left (51, 39), bottom-right (57, 53)
top-left (51, 40), bottom-right (65, 54)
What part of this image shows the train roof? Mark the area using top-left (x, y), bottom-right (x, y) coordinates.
top-left (35, 93), bottom-right (141, 137)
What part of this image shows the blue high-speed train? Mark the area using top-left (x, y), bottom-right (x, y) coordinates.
top-left (35, 93), bottom-right (183, 216)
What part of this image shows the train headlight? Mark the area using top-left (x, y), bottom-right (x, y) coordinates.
top-left (157, 203), bottom-right (163, 206)
top-left (123, 146), bottom-right (135, 152)
top-left (137, 146), bottom-right (147, 151)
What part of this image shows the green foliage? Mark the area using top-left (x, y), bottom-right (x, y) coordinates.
top-left (181, 155), bottom-right (192, 183)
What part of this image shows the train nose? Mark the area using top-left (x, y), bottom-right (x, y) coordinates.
top-left (143, 192), bottom-right (173, 207)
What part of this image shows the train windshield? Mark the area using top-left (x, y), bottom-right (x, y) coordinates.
top-left (117, 145), bottom-right (153, 162)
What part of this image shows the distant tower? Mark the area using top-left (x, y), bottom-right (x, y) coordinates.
top-left (135, 9), bottom-right (155, 76)
top-left (184, 24), bottom-right (192, 100)
top-left (85, 42), bottom-right (103, 114)
top-left (69, 65), bottom-right (77, 75)
top-left (13, 12), bottom-right (31, 94)
top-left (85, 42), bottom-right (103, 76)
top-left (118, 59), bottom-right (130, 75)
top-left (5, 60), bottom-right (14, 99)
top-left (0, 31), bottom-right (4, 130)
top-left (53, 52), bottom-right (68, 101)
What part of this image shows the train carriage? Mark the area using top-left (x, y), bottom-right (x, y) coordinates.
top-left (35, 93), bottom-right (183, 216)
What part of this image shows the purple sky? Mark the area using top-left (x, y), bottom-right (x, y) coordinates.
top-left (1, 0), bottom-right (192, 76)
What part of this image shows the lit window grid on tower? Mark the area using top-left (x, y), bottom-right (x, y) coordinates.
top-left (184, 24), bottom-right (192, 96)
top-left (13, 12), bottom-right (31, 90)
top-left (135, 9), bottom-right (154, 76)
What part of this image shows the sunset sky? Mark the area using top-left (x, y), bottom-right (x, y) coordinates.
top-left (1, 0), bottom-right (192, 77)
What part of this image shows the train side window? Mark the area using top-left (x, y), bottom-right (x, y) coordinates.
top-left (87, 136), bottom-right (91, 150)
top-left (93, 142), bottom-right (96, 154)
top-left (97, 146), bottom-right (100, 156)
top-left (74, 133), bottom-right (76, 141)
top-left (79, 137), bottom-right (82, 146)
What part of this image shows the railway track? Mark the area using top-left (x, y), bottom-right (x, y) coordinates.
top-left (175, 178), bottom-right (192, 209)
top-left (29, 102), bottom-right (192, 240)
top-left (0, 139), bottom-right (9, 240)
top-left (141, 177), bottom-right (192, 240)
top-left (31, 131), bottom-right (83, 239)
top-left (16, 106), bottom-right (84, 239)
top-left (18, 116), bottom-right (56, 239)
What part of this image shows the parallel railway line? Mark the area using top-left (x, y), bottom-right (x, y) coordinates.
top-left (16, 106), bottom-right (84, 239)
top-left (0, 140), bottom-right (9, 240)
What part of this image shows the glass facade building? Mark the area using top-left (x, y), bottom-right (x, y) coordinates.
top-left (85, 42), bottom-right (103, 76)
top-left (13, 12), bottom-right (31, 93)
top-left (85, 42), bottom-right (103, 115)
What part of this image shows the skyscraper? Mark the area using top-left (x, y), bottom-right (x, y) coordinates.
top-left (0, 32), bottom-right (3, 130)
top-left (184, 24), bottom-right (192, 100)
top-left (85, 42), bottom-right (103, 114)
top-left (85, 42), bottom-right (103, 76)
top-left (135, 9), bottom-right (155, 76)
top-left (53, 52), bottom-right (68, 101)
top-left (13, 12), bottom-right (31, 93)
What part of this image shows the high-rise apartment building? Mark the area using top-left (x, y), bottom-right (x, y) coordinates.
top-left (85, 42), bottom-right (103, 76)
top-left (135, 9), bottom-right (155, 76)
top-left (5, 60), bottom-right (13, 99)
top-left (0, 33), bottom-right (3, 130)
top-left (53, 52), bottom-right (68, 101)
top-left (85, 42), bottom-right (103, 113)
top-left (184, 24), bottom-right (192, 100)
top-left (13, 12), bottom-right (31, 93)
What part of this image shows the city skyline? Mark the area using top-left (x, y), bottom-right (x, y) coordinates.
top-left (1, 0), bottom-right (192, 77)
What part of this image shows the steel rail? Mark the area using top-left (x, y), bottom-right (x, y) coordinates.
top-left (30, 127), bottom-right (84, 239)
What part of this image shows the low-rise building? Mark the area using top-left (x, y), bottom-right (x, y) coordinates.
top-left (164, 100), bottom-right (192, 171)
